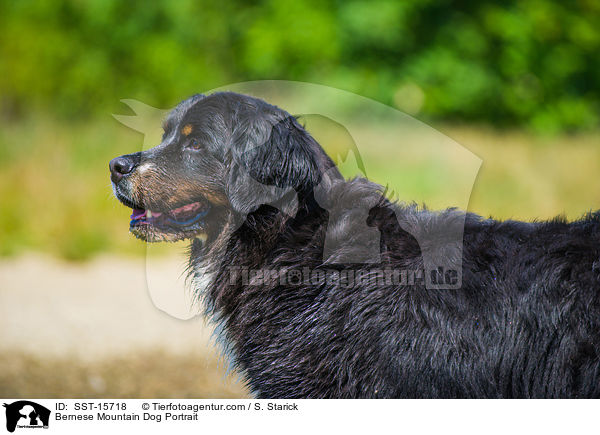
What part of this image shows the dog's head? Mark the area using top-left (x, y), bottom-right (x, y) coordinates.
top-left (110, 92), bottom-right (339, 243)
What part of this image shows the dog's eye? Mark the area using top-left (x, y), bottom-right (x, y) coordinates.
top-left (187, 138), bottom-right (202, 150)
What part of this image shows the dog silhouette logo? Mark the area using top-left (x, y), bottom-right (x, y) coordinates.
top-left (3, 401), bottom-right (50, 432)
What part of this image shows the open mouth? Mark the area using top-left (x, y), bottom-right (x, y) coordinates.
top-left (129, 200), bottom-right (211, 242)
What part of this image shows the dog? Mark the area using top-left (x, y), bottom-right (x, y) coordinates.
top-left (110, 92), bottom-right (600, 398)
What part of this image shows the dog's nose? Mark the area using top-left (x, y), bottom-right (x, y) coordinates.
top-left (109, 156), bottom-right (135, 183)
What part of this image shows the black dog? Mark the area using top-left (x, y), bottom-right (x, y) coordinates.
top-left (110, 92), bottom-right (600, 398)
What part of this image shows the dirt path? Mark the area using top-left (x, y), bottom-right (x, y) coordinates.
top-left (0, 254), bottom-right (217, 359)
top-left (0, 254), bottom-right (249, 397)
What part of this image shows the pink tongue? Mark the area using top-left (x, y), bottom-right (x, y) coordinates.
top-left (131, 203), bottom-right (200, 220)
top-left (131, 209), bottom-right (146, 219)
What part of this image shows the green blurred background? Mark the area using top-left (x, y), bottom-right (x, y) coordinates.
top-left (0, 0), bottom-right (599, 261)
top-left (1, 0), bottom-right (600, 399)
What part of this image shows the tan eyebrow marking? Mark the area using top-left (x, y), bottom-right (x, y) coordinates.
top-left (181, 124), bottom-right (193, 136)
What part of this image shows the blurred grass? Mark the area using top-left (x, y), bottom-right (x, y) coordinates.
top-left (1, 115), bottom-right (599, 261)
top-left (0, 115), bottom-right (145, 260)
top-left (0, 350), bottom-right (249, 398)
top-left (444, 127), bottom-right (600, 220)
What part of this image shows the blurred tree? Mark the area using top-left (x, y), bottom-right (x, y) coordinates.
top-left (0, 0), bottom-right (598, 131)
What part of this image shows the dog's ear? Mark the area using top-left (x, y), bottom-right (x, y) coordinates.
top-left (227, 115), bottom-right (340, 215)
top-left (226, 160), bottom-right (297, 216)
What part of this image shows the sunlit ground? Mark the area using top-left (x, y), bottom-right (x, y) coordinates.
top-left (0, 351), bottom-right (247, 399)
top-left (0, 254), bottom-right (249, 398)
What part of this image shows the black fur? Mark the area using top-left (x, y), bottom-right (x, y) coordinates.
top-left (112, 92), bottom-right (600, 398)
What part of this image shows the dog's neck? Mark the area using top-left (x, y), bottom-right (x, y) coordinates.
top-left (190, 193), bottom-right (325, 313)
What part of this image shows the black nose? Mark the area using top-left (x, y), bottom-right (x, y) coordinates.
top-left (109, 156), bottom-right (135, 183)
